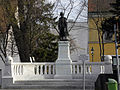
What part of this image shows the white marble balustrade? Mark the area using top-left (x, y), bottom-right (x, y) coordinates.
top-left (71, 62), bottom-right (108, 79)
top-left (12, 62), bottom-right (55, 81)
top-left (10, 61), bottom-right (112, 81)
top-left (71, 62), bottom-right (106, 75)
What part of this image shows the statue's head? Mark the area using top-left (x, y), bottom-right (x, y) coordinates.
top-left (60, 12), bottom-right (64, 17)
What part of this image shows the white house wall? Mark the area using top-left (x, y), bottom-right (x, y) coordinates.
top-left (69, 22), bottom-right (89, 61)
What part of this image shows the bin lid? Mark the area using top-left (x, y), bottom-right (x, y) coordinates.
top-left (108, 79), bottom-right (117, 84)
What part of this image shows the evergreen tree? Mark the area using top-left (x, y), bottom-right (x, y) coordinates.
top-left (23, 0), bottom-right (58, 62)
top-left (33, 32), bottom-right (58, 62)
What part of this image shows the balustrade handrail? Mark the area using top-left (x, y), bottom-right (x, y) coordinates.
top-left (12, 62), bottom-right (55, 65)
top-left (12, 61), bottom-right (106, 65)
top-left (71, 61), bottom-right (105, 65)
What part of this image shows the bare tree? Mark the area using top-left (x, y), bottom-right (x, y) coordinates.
top-left (0, 1), bottom-right (18, 63)
top-left (89, 0), bottom-right (114, 61)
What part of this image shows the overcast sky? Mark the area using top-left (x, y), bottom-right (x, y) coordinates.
top-left (46, 0), bottom-right (88, 22)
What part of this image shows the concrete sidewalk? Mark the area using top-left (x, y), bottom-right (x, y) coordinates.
top-left (0, 89), bottom-right (88, 90)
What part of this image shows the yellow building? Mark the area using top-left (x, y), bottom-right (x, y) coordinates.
top-left (88, 0), bottom-right (120, 62)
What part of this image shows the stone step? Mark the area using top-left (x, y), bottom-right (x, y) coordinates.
top-left (7, 84), bottom-right (94, 89)
top-left (5, 79), bottom-right (95, 90)
top-left (14, 79), bottom-right (94, 86)
top-left (14, 79), bottom-right (95, 82)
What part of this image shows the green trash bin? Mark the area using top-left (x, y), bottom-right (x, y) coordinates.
top-left (108, 78), bottom-right (118, 90)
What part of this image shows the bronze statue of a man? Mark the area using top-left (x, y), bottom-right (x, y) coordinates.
top-left (58, 12), bottom-right (69, 41)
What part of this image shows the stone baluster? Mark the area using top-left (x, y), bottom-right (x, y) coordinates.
top-left (17, 65), bottom-right (19, 75)
top-left (21, 65), bottom-right (23, 75)
top-left (12, 65), bottom-right (15, 76)
top-left (53, 65), bottom-right (55, 74)
top-left (36, 65), bottom-right (39, 75)
top-left (15, 65), bottom-right (17, 75)
top-left (81, 65), bottom-right (83, 74)
top-left (19, 65), bottom-right (22, 75)
top-left (19, 65), bottom-right (21, 75)
top-left (100, 65), bottom-right (105, 74)
top-left (87, 65), bottom-right (91, 74)
top-left (45, 65), bottom-right (47, 74)
top-left (49, 65), bottom-right (51, 74)
top-left (16, 65), bottom-right (18, 75)
top-left (86, 65), bottom-right (88, 74)
top-left (73, 65), bottom-right (76, 74)
top-left (77, 65), bottom-right (79, 74)
top-left (18, 65), bottom-right (20, 75)
top-left (18, 65), bottom-right (21, 75)
top-left (40, 65), bottom-right (43, 75)
top-left (89, 65), bottom-right (92, 74)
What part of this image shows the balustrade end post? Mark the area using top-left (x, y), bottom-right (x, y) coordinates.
top-left (2, 56), bottom-right (13, 89)
top-left (104, 55), bottom-right (113, 74)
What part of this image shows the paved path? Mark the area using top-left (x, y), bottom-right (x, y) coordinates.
top-left (0, 89), bottom-right (83, 90)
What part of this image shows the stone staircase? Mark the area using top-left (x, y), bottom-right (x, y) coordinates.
top-left (5, 79), bottom-right (95, 90)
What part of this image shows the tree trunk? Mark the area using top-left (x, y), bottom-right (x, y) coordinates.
top-left (12, 0), bottom-right (30, 62)
top-left (12, 23), bottom-right (30, 62)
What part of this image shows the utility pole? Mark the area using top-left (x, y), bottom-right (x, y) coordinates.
top-left (83, 60), bottom-right (85, 90)
top-left (114, 24), bottom-right (119, 90)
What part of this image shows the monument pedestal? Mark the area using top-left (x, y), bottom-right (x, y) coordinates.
top-left (54, 41), bottom-right (72, 79)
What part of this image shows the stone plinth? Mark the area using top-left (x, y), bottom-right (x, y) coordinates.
top-left (54, 41), bottom-right (72, 79)
top-left (2, 56), bottom-right (13, 88)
